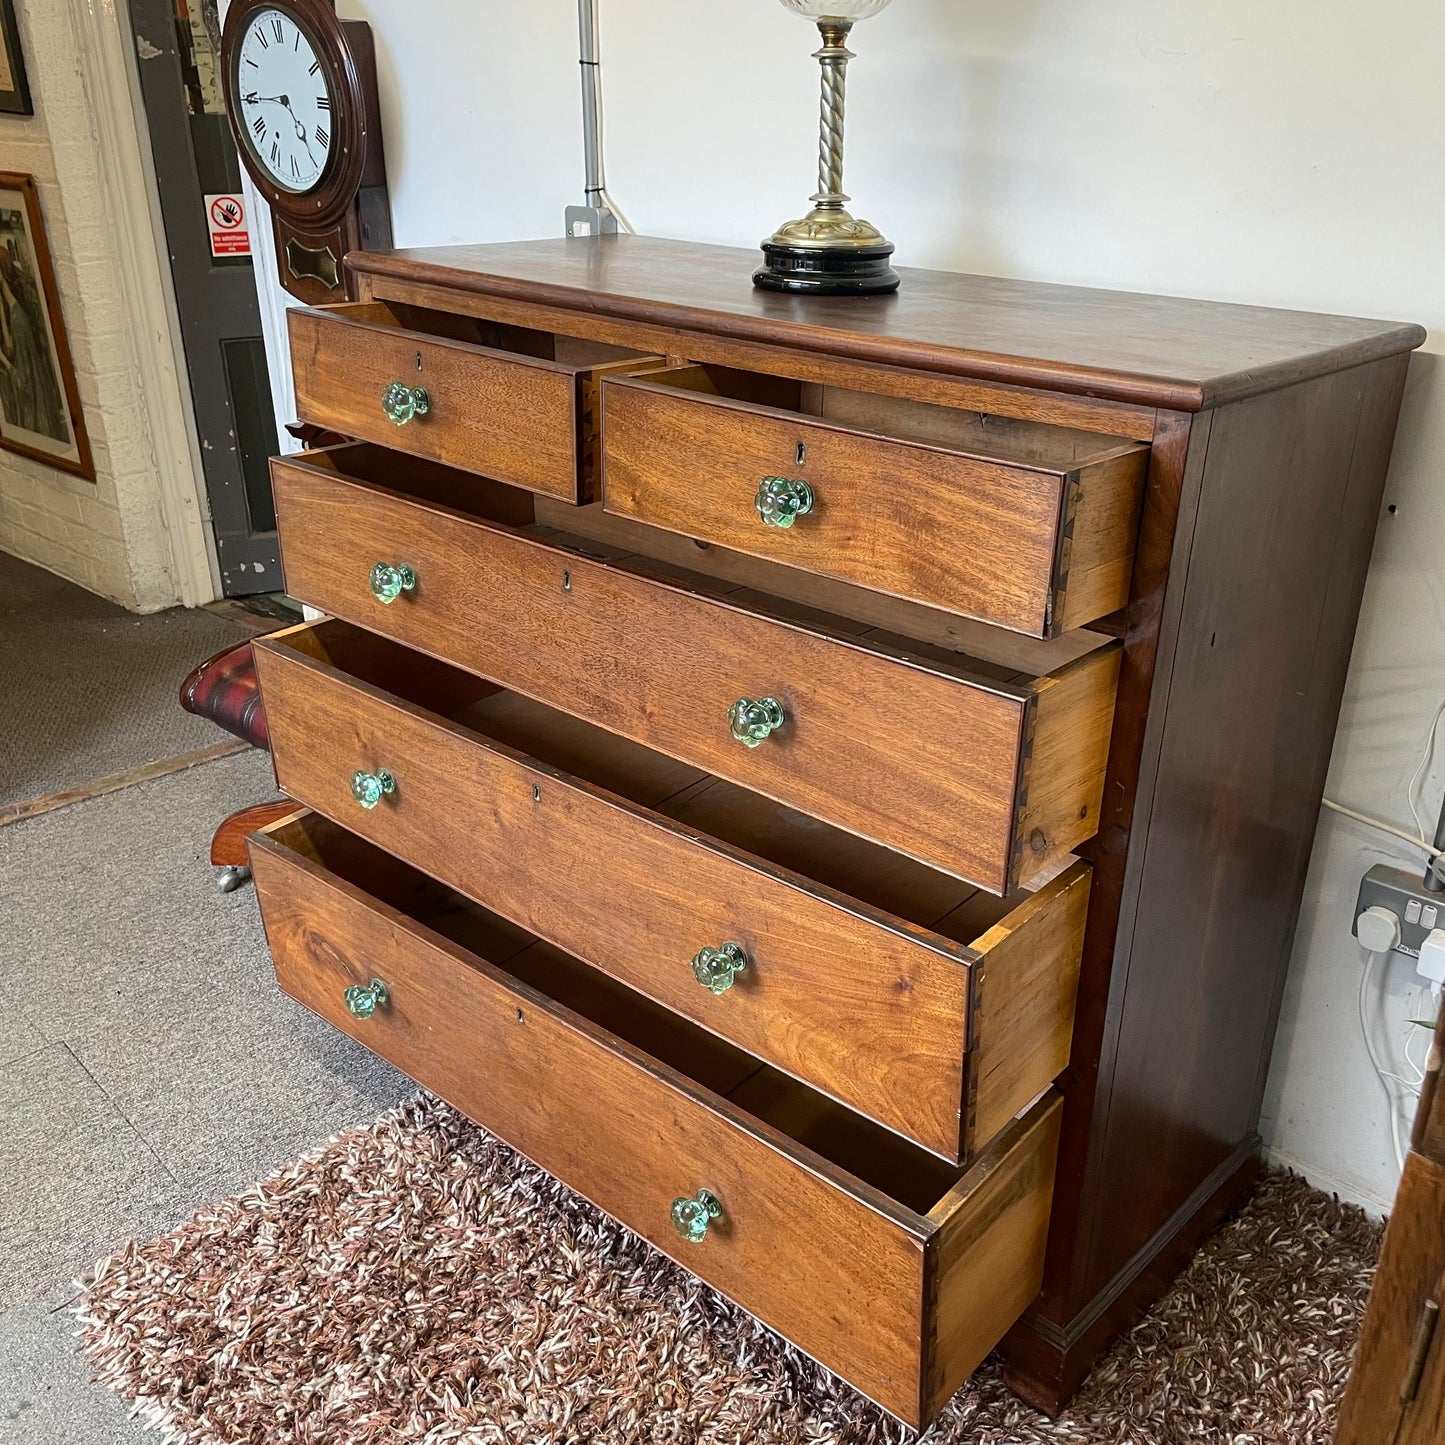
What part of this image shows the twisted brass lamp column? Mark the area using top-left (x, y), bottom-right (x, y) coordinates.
top-left (755, 4), bottom-right (900, 296)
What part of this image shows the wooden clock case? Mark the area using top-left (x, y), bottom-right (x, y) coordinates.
top-left (220, 0), bottom-right (391, 304)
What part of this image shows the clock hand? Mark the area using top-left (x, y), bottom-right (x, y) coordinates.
top-left (273, 95), bottom-right (320, 167)
top-left (293, 119), bottom-right (319, 166)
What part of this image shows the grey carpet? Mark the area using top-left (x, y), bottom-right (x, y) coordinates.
top-left (0, 748), bottom-right (410, 1442)
top-left (0, 552), bottom-right (258, 806)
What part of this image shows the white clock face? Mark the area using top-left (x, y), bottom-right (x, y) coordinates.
top-left (234, 8), bottom-right (335, 194)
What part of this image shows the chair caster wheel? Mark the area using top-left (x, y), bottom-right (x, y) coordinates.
top-left (216, 865), bottom-right (252, 893)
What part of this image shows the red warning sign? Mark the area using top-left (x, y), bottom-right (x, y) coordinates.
top-left (205, 193), bottom-right (251, 258)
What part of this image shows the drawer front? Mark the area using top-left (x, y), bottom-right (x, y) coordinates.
top-left (601, 372), bottom-right (1148, 638)
top-left (255, 624), bottom-right (1091, 1162)
top-left (289, 304), bottom-right (599, 501)
top-left (249, 817), bottom-right (1064, 1426)
top-left (273, 461), bottom-right (1119, 893)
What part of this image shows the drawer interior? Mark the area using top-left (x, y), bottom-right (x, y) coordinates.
top-left (271, 808), bottom-right (976, 1217)
top-left (286, 444), bottom-right (1117, 686)
top-left (276, 619), bottom-right (1075, 953)
top-left (629, 363), bottom-right (1141, 471)
top-left (325, 299), bottom-right (654, 372)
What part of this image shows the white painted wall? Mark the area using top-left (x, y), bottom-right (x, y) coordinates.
top-left (254, 0), bottom-right (1444, 1213)
top-left (0, 0), bottom-right (213, 610)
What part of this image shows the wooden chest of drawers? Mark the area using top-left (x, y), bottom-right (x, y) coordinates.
top-left (250, 236), bottom-right (1423, 1428)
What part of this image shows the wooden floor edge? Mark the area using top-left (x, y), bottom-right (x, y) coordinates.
top-left (0, 738), bottom-right (254, 828)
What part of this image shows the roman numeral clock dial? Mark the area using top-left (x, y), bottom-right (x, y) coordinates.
top-left (234, 7), bottom-right (334, 193)
top-left (221, 0), bottom-right (390, 304)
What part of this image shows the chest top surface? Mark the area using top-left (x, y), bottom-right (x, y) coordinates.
top-left (349, 235), bottom-right (1424, 413)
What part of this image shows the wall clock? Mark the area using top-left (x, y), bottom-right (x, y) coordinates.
top-left (219, 0), bottom-right (390, 304)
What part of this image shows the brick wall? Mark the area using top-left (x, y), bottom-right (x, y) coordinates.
top-left (0, 0), bottom-right (185, 610)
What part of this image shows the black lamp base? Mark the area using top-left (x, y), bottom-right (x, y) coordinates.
top-left (753, 240), bottom-right (900, 296)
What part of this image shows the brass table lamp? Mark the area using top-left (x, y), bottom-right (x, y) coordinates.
top-left (754, 0), bottom-right (900, 296)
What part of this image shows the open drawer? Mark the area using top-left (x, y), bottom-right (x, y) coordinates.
top-left (601, 364), bottom-right (1149, 637)
top-left (254, 618), bottom-right (1090, 1164)
top-left (270, 444), bottom-right (1122, 894)
top-left (250, 809), bottom-right (1065, 1429)
top-left (286, 299), bottom-right (661, 502)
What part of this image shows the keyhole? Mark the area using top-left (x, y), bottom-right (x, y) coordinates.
top-left (562, 569), bottom-right (571, 592)
top-left (415, 351), bottom-right (424, 372)
top-left (532, 784), bottom-right (541, 803)
top-left (795, 441), bottom-right (807, 467)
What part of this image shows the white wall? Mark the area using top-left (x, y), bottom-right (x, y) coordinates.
top-left (282, 0), bottom-right (1442, 1213)
top-left (0, 0), bottom-right (212, 610)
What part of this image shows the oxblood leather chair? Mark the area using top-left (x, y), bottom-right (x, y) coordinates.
top-left (179, 639), bottom-right (292, 891)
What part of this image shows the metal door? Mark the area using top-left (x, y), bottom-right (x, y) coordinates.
top-left (128, 0), bottom-right (281, 596)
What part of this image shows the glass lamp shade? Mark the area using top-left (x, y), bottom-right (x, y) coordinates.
top-left (778, 0), bottom-right (894, 19)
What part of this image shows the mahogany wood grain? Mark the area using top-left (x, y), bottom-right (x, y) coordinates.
top-left (1413, 1013), bottom-right (1445, 1167)
top-left (1082, 360), bottom-right (1412, 1301)
top-left (532, 494), bottom-right (1111, 676)
top-left (923, 1098), bottom-right (1063, 1422)
top-left (286, 299), bottom-right (655, 501)
top-left (1336, 1150), bottom-right (1445, 1445)
top-left (1000, 407), bottom-right (1215, 1405)
top-left (967, 865), bottom-right (1090, 1151)
top-left (812, 387), bottom-right (1150, 636)
top-left (271, 453), bottom-right (1120, 892)
top-left (249, 810), bottom-right (1064, 1427)
top-left (1018, 649), bottom-right (1124, 886)
top-left (209, 798), bottom-right (300, 867)
top-left (360, 268), bottom-right (1165, 444)
top-left (351, 236), bottom-right (1425, 412)
top-left (267, 241), bottom-right (1424, 1415)
top-left (253, 618), bottom-right (1088, 1162)
top-left (1004, 356), bottom-right (1416, 1410)
top-left (601, 365), bottom-right (1147, 637)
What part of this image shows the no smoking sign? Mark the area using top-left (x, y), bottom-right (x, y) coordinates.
top-left (205, 193), bottom-right (251, 258)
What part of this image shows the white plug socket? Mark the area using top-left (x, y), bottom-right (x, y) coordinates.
top-left (1419, 928), bottom-right (1445, 986)
top-left (1357, 904), bottom-right (1403, 954)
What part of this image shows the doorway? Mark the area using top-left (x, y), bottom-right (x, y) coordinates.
top-left (127, 0), bottom-right (281, 597)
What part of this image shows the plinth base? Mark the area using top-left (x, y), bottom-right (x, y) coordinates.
top-left (753, 240), bottom-right (900, 296)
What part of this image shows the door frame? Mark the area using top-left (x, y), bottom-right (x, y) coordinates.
top-left (78, 0), bottom-right (220, 605)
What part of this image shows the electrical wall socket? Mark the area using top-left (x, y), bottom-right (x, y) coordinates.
top-left (1355, 863), bottom-right (1443, 958)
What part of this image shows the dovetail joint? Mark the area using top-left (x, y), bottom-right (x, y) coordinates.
top-left (1010, 696), bottom-right (1041, 889)
top-left (1049, 470), bottom-right (1083, 638)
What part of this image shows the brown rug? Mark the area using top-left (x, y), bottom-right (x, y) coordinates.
top-left (76, 1094), bottom-right (1382, 1444)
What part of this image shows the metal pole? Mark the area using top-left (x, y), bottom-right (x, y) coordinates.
top-left (566, 0), bottom-right (622, 235)
top-left (579, 0), bottom-right (604, 203)
top-left (1427, 790), bottom-right (1445, 891)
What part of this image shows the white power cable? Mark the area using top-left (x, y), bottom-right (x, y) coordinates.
top-left (1407, 696), bottom-right (1445, 845)
top-left (1403, 1016), bottom-right (1430, 1088)
top-left (1358, 947), bottom-right (1409, 1172)
top-left (1321, 797), bottom-right (1443, 857)
top-left (602, 192), bottom-right (635, 235)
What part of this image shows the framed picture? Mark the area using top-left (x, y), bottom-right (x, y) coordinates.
top-left (0, 0), bottom-right (30, 116)
top-left (0, 174), bottom-right (93, 480)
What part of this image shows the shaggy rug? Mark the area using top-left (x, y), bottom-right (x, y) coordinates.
top-left (76, 1093), bottom-right (1381, 1445)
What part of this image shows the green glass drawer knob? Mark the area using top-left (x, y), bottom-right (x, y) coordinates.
top-left (671, 1189), bottom-right (723, 1243)
top-left (351, 768), bottom-right (396, 810)
top-left (343, 978), bottom-right (389, 1020)
top-left (381, 380), bottom-right (430, 425)
top-left (756, 475), bottom-right (814, 529)
top-left (729, 696), bottom-right (786, 748)
top-left (369, 562), bottom-right (417, 605)
top-left (691, 942), bottom-right (748, 994)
